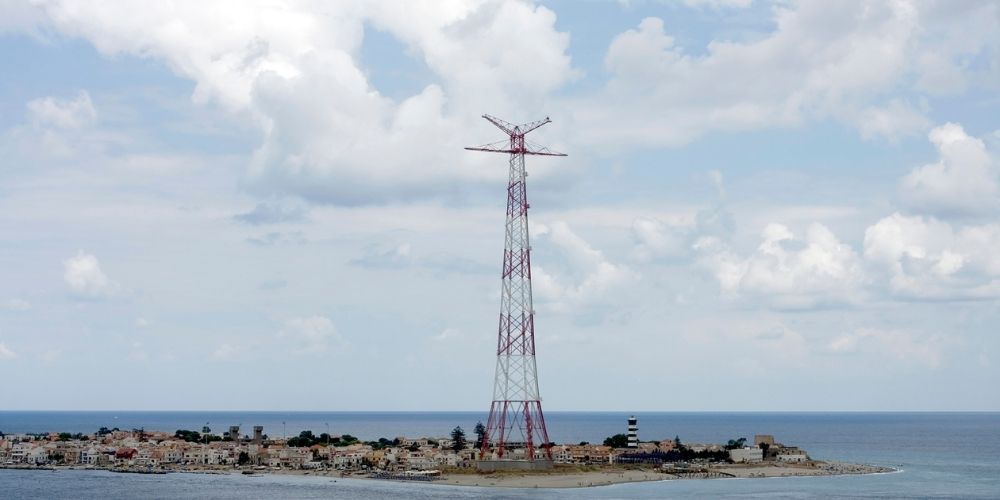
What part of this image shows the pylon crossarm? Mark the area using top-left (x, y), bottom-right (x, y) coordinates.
top-left (465, 142), bottom-right (566, 156)
top-left (465, 140), bottom-right (516, 154)
top-left (524, 140), bottom-right (566, 157)
top-left (482, 114), bottom-right (517, 135)
top-left (517, 117), bottom-right (551, 136)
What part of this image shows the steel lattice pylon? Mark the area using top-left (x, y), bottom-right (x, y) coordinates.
top-left (465, 114), bottom-right (566, 462)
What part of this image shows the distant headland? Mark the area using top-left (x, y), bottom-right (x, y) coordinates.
top-left (0, 420), bottom-right (894, 488)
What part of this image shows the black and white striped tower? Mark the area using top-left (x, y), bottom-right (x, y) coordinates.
top-left (627, 416), bottom-right (638, 448)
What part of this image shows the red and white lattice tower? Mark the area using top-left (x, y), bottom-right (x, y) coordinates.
top-left (465, 114), bottom-right (566, 461)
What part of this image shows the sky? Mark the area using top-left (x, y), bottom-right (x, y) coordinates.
top-left (0, 0), bottom-right (999, 412)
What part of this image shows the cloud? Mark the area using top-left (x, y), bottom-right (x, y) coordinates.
top-left (631, 216), bottom-right (694, 262)
top-left (63, 251), bottom-right (115, 297)
top-left (278, 315), bottom-right (341, 353)
top-left (29, 1), bottom-right (574, 204)
top-left (350, 242), bottom-right (490, 274)
top-left (211, 343), bottom-right (241, 361)
top-left (349, 243), bottom-right (412, 269)
top-left (233, 201), bottom-right (308, 225)
top-left (532, 221), bottom-right (637, 321)
top-left (26, 90), bottom-right (97, 129)
top-left (630, 204), bottom-right (733, 263)
top-left (245, 231), bottom-right (306, 246)
top-left (899, 123), bottom-right (998, 216)
top-left (431, 328), bottom-right (461, 342)
top-left (682, 0), bottom-right (753, 9)
top-left (864, 213), bottom-right (1000, 300)
top-left (856, 99), bottom-right (930, 141)
top-left (4, 298), bottom-right (31, 311)
top-left (0, 342), bottom-right (15, 360)
top-left (827, 328), bottom-right (948, 369)
top-left (698, 222), bottom-right (864, 309)
top-left (574, 2), bottom-right (1000, 148)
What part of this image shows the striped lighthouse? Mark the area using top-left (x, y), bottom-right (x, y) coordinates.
top-left (627, 415), bottom-right (638, 448)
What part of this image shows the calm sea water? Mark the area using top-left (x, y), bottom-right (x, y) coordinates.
top-left (1, 412), bottom-right (998, 499)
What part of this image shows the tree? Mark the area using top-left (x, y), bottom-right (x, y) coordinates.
top-left (579, 441), bottom-right (589, 446)
top-left (238, 452), bottom-right (250, 466)
top-left (474, 421), bottom-right (487, 449)
top-left (725, 437), bottom-right (747, 450)
top-left (174, 429), bottom-right (203, 443)
top-left (674, 435), bottom-right (683, 450)
top-left (450, 426), bottom-right (467, 452)
top-left (288, 430), bottom-right (318, 447)
top-left (603, 434), bottom-right (629, 448)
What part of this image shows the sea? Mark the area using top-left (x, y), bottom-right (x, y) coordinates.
top-left (1, 411), bottom-right (998, 499)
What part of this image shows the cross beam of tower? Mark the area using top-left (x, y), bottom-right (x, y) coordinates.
top-left (465, 114), bottom-right (565, 462)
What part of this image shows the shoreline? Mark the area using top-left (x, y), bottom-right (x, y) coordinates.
top-left (1, 461), bottom-right (897, 489)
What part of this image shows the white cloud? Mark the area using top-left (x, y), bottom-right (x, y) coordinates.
top-left (4, 298), bottom-right (31, 311)
top-left (233, 201), bottom-right (308, 225)
top-left (864, 213), bottom-right (1000, 299)
top-left (532, 221), bottom-right (637, 320)
top-left (350, 243), bottom-right (412, 269)
top-left (631, 216), bottom-right (693, 262)
top-left (40, 349), bottom-right (61, 363)
top-left (827, 328), bottom-right (947, 369)
top-left (0, 342), bottom-right (15, 359)
top-left (856, 99), bottom-right (930, 141)
top-left (211, 343), bottom-right (240, 361)
top-left (682, 0), bottom-right (753, 9)
top-left (26, 90), bottom-right (97, 129)
top-left (698, 222), bottom-right (864, 309)
top-left (278, 315), bottom-right (341, 353)
top-left (431, 328), bottom-right (461, 342)
top-left (574, 2), bottom-right (1000, 148)
top-left (63, 251), bottom-right (114, 297)
top-left (30, 0), bottom-right (574, 204)
top-left (899, 123), bottom-right (998, 216)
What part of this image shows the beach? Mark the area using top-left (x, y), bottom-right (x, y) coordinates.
top-left (431, 462), bottom-right (894, 488)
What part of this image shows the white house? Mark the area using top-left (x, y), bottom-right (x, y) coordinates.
top-left (729, 447), bottom-right (763, 463)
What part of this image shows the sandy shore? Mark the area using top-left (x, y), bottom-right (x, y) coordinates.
top-left (3, 461), bottom-right (895, 489)
top-left (431, 462), bottom-right (895, 488)
top-left (438, 469), bottom-right (664, 488)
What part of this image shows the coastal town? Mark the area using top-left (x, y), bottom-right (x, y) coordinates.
top-left (0, 421), bottom-right (892, 487)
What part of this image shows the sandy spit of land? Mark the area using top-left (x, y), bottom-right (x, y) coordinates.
top-left (432, 462), bottom-right (895, 488)
top-left (2, 461), bottom-right (895, 489)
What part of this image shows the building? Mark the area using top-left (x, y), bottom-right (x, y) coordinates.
top-left (252, 426), bottom-right (264, 444)
top-left (754, 435), bottom-right (775, 446)
top-left (776, 447), bottom-right (809, 463)
top-left (729, 447), bottom-right (763, 463)
top-left (627, 416), bottom-right (638, 448)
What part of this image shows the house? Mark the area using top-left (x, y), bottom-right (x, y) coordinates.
top-left (729, 447), bottom-right (763, 463)
top-left (777, 450), bottom-right (809, 463)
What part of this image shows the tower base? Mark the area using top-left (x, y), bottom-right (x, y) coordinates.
top-left (476, 459), bottom-right (554, 472)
